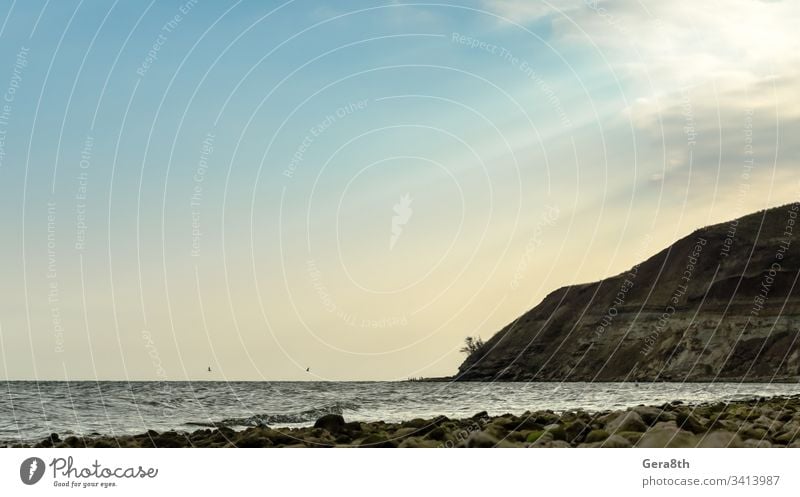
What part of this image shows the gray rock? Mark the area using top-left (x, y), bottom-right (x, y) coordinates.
top-left (632, 406), bottom-right (667, 426)
top-left (675, 412), bottom-right (706, 434)
top-left (465, 431), bottom-right (506, 448)
top-left (527, 431), bottom-right (555, 448)
top-left (607, 411), bottom-right (648, 433)
top-left (743, 439), bottom-right (772, 448)
top-left (314, 414), bottom-right (346, 434)
top-left (696, 430), bottom-right (743, 448)
top-left (565, 420), bottom-right (589, 443)
top-left (638, 423), bottom-right (698, 448)
top-left (601, 435), bottom-right (633, 448)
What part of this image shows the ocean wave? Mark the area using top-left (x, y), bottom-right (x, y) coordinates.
top-left (187, 402), bottom-right (358, 428)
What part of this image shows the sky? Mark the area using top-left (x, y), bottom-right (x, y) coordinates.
top-left (0, 0), bottom-right (797, 381)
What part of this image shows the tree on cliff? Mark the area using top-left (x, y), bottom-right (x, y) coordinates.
top-left (460, 336), bottom-right (485, 357)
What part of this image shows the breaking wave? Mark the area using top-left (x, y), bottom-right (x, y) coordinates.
top-left (187, 402), bottom-right (359, 428)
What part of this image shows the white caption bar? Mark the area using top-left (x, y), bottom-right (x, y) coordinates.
top-left (1, 448), bottom-right (797, 496)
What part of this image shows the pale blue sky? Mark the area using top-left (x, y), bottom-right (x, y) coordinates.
top-left (0, 0), bottom-right (797, 380)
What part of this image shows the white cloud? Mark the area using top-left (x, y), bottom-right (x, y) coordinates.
top-left (554, 0), bottom-right (799, 93)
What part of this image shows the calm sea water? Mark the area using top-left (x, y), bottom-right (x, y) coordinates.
top-left (2, 381), bottom-right (799, 443)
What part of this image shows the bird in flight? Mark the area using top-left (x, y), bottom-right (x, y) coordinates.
top-left (208, 366), bottom-right (212, 372)
top-left (306, 367), bottom-right (310, 372)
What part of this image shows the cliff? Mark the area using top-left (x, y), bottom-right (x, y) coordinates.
top-left (457, 203), bottom-right (800, 381)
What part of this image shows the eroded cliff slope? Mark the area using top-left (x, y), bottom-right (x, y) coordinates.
top-left (458, 204), bottom-right (800, 381)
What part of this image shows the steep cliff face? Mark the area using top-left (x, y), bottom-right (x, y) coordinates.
top-left (457, 204), bottom-right (800, 381)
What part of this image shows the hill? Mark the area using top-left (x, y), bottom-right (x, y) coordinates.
top-left (457, 203), bottom-right (800, 381)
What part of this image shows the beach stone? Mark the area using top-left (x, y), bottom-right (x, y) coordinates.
top-left (264, 429), bottom-right (294, 445)
top-left (772, 430), bottom-right (798, 444)
top-left (585, 429), bottom-right (609, 443)
top-left (637, 423), bottom-right (697, 448)
top-left (154, 432), bottom-right (185, 448)
top-left (616, 431), bottom-right (644, 445)
top-left (404, 418), bottom-right (430, 429)
top-left (596, 411), bottom-right (618, 425)
top-left (399, 437), bottom-right (438, 448)
top-left (697, 431), bottom-right (743, 448)
top-left (393, 427), bottom-right (419, 438)
top-left (484, 424), bottom-right (509, 441)
top-left (314, 414), bottom-right (346, 434)
top-left (632, 406), bottom-right (669, 426)
top-left (465, 431), bottom-right (500, 448)
top-left (753, 415), bottom-right (782, 433)
top-left (607, 411), bottom-right (648, 433)
top-left (529, 437), bottom-right (570, 448)
top-left (63, 436), bottom-right (84, 448)
top-left (707, 417), bottom-right (740, 433)
top-left (527, 431), bottom-right (555, 448)
top-left (601, 435), bottom-right (632, 448)
top-left (425, 427), bottom-right (447, 441)
top-left (359, 433), bottom-right (395, 448)
top-left (675, 412), bottom-right (706, 434)
top-left (503, 431), bottom-right (525, 443)
top-left (489, 418), bottom-right (517, 433)
top-left (565, 420), bottom-right (589, 443)
top-left (742, 427), bottom-right (767, 440)
top-left (403, 416), bottom-right (448, 435)
top-left (533, 412), bottom-right (559, 425)
top-left (544, 424), bottom-right (566, 441)
top-left (236, 434), bottom-right (273, 448)
top-left (728, 406), bottom-right (759, 421)
top-left (513, 416), bottom-right (544, 431)
top-left (525, 430), bottom-right (545, 444)
top-left (743, 439), bottom-right (773, 448)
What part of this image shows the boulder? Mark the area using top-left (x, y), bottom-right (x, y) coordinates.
top-left (675, 412), bottom-right (706, 434)
top-left (772, 430), bottom-right (798, 444)
top-left (753, 415), bottom-right (782, 433)
top-left (565, 420), bottom-right (589, 443)
top-left (606, 411), bottom-right (648, 433)
top-left (637, 423), bottom-right (697, 448)
top-left (425, 427), bottom-right (447, 441)
top-left (399, 437), bottom-right (439, 448)
top-left (359, 433), bottom-right (395, 448)
top-left (632, 406), bottom-right (668, 426)
top-left (527, 431), bottom-right (555, 448)
top-left (743, 439), bottom-right (772, 448)
top-left (525, 430), bottom-right (545, 443)
top-left (393, 427), bottom-right (419, 438)
top-left (314, 414), bottom-right (347, 434)
top-left (465, 431), bottom-right (500, 448)
top-left (543, 423), bottom-right (566, 441)
top-left (585, 429), bottom-right (609, 443)
top-left (601, 435), bottom-right (632, 448)
top-left (696, 431), bottom-right (743, 448)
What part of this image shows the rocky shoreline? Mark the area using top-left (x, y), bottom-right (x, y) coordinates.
top-left (9, 396), bottom-right (800, 448)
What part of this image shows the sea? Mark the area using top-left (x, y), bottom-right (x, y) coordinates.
top-left (2, 381), bottom-right (799, 444)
